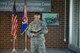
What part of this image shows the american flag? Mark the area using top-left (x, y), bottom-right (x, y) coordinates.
top-left (11, 0), bottom-right (18, 39)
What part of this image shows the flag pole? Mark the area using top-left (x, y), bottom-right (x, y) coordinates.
top-left (11, 0), bottom-right (17, 52)
top-left (24, 32), bottom-right (27, 52)
top-left (64, 0), bottom-right (66, 42)
top-left (12, 37), bottom-right (17, 52)
top-left (23, 0), bottom-right (28, 52)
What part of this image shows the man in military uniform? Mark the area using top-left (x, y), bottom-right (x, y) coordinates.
top-left (26, 13), bottom-right (48, 53)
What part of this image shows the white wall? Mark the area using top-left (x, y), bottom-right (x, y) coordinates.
top-left (79, 0), bottom-right (80, 49)
top-left (69, 0), bottom-right (79, 52)
top-left (69, 0), bottom-right (73, 45)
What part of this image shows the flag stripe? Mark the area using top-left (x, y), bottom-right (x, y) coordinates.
top-left (11, 0), bottom-right (18, 38)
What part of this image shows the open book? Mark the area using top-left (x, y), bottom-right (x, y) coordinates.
top-left (31, 27), bottom-right (42, 33)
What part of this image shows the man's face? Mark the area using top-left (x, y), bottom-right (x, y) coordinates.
top-left (34, 15), bottom-right (40, 21)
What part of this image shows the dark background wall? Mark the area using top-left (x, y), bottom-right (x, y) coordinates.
top-left (0, 0), bottom-right (69, 49)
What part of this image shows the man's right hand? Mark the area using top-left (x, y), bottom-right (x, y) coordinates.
top-left (32, 33), bottom-right (38, 37)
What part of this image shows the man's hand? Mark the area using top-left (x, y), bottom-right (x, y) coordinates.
top-left (32, 33), bottom-right (38, 37)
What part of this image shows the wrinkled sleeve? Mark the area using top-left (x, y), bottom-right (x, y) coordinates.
top-left (38, 22), bottom-right (48, 35)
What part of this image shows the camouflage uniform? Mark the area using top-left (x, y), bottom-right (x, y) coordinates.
top-left (27, 20), bottom-right (48, 53)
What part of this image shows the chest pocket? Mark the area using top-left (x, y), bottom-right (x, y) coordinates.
top-left (31, 23), bottom-right (43, 31)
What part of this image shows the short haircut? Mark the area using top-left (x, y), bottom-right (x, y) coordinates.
top-left (34, 12), bottom-right (41, 16)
